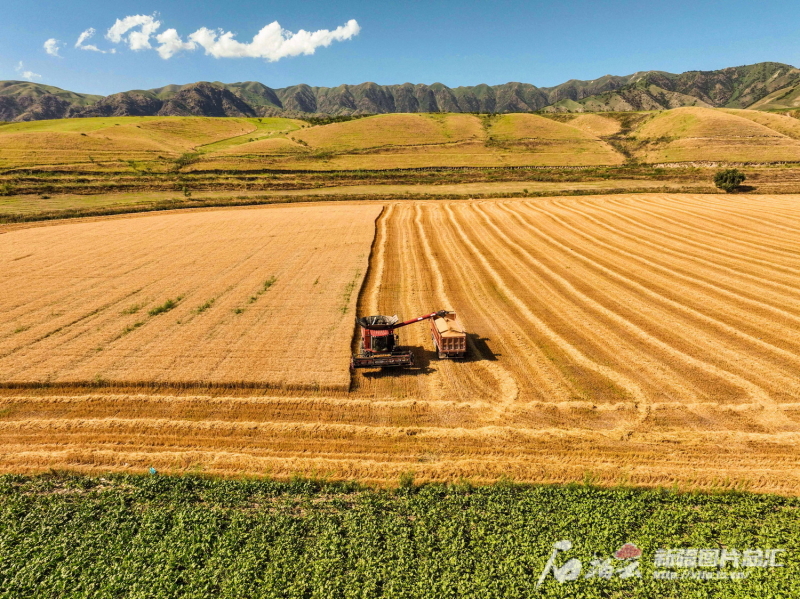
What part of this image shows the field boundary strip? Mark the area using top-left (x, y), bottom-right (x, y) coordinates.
top-left (0, 187), bottom-right (715, 227)
top-left (6, 160), bottom-right (800, 177)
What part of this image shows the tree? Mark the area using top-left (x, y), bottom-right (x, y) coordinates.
top-left (714, 168), bottom-right (746, 193)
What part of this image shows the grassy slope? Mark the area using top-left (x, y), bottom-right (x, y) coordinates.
top-left (631, 107), bottom-right (800, 163)
top-left (487, 113), bottom-right (624, 166)
top-left (3, 109), bottom-right (800, 174)
top-left (294, 113), bottom-right (483, 150)
top-left (749, 82), bottom-right (800, 110)
top-left (566, 113), bottom-right (623, 136)
top-left (196, 118), bottom-right (304, 153)
top-left (0, 473), bottom-right (798, 598)
top-left (205, 113), bottom-right (625, 170)
top-left (0, 117), bottom-right (302, 170)
top-left (721, 109), bottom-right (800, 139)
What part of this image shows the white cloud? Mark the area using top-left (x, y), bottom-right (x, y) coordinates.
top-left (155, 28), bottom-right (196, 60)
top-left (44, 38), bottom-right (62, 57)
top-left (75, 28), bottom-right (107, 53)
top-left (15, 61), bottom-right (41, 81)
top-left (188, 19), bottom-right (361, 61)
top-left (69, 16), bottom-right (359, 61)
top-left (106, 14), bottom-right (161, 51)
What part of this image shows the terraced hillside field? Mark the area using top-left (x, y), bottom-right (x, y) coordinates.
top-left (1, 195), bottom-right (800, 493)
top-left (0, 204), bottom-right (379, 389)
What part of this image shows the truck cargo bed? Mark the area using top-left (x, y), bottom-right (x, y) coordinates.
top-left (430, 312), bottom-right (467, 358)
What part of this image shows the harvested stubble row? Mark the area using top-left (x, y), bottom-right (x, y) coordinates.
top-left (355, 195), bottom-right (800, 414)
top-left (0, 204), bottom-right (380, 389)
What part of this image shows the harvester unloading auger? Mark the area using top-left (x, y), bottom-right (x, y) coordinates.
top-left (351, 310), bottom-right (467, 369)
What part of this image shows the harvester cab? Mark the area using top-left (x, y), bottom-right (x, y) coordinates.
top-left (351, 311), bottom-right (449, 369)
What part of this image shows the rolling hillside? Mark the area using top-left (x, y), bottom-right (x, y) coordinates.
top-left (748, 81), bottom-right (800, 111)
top-left (630, 107), bottom-right (800, 163)
top-left (199, 113), bottom-right (626, 170)
top-left (0, 116), bottom-right (302, 170)
top-left (5, 107), bottom-right (800, 172)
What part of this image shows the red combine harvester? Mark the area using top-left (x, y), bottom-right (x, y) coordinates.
top-left (352, 310), bottom-right (450, 369)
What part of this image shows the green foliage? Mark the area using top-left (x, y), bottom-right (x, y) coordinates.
top-left (120, 320), bottom-right (145, 336)
top-left (173, 152), bottom-right (200, 171)
top-left (714, 168), bottom-right (747, 192)
top-left (148, 298), bottom-right (180, 317)
top-left (241, 276), bottom-right (278, 309)
top-left (300, 114), bottom-right (372, 126)
top-left (121, 303), bottom-right (143, 315)
top-left (194, 298), bottom-right (215, 314)
top-left (339, 272), bottom-right (360, 314)
top-left (261, 276), bottom-right (277, 292)
top-left (0, 182), bottom-right (15, 196)
top-left (398, 471), bottom-right (415, 490)
top-left (0, 473), bottom-right (798, 598)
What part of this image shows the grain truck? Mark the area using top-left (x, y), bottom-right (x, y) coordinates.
top-left (430, 311), bottom-right (467, 359)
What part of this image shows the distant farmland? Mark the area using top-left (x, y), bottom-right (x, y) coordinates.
top-left (1, 194), bottom-right (800, 493)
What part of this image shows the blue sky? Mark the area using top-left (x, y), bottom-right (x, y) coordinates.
top-left (3, 0), bottom-right (800, 95)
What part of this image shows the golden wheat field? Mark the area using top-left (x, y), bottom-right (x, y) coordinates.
top-left (0, 204), bottom-right (379, 389)
top-left (2, 194), bottom-right (800, 493)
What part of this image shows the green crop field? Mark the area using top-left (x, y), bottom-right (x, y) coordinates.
top-left (0, 473), bottom-right (797, 598)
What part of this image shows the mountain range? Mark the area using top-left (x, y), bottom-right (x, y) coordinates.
top-left (2, 62), bottom-right (800, 122)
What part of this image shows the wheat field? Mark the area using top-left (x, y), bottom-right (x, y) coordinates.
top-left (0, 204), bottom-right (379, 389)
top-left (2, 195), bottom-right (800, 492)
